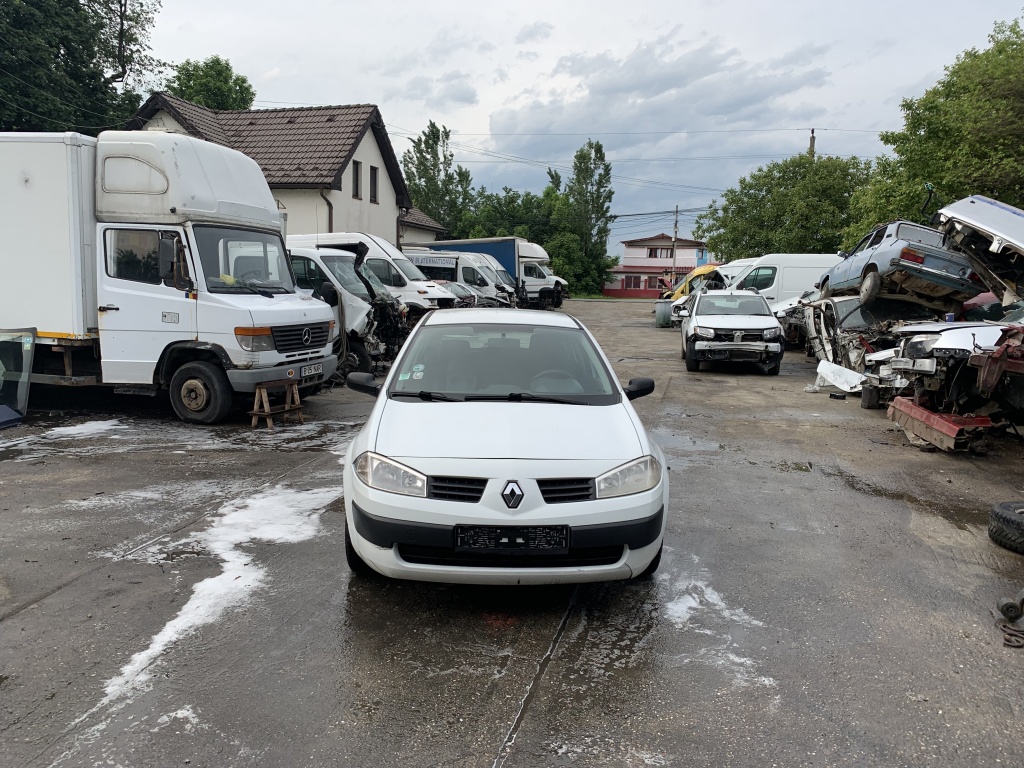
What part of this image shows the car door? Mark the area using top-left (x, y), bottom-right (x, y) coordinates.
top-left (844, 227), bottom-right (887, 287)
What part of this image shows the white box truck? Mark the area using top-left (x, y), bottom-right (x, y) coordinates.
top-left (0, 131), bottom-right (337, 423)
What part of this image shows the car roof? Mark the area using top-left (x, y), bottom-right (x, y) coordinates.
top-left (698, 289), bottom-right (766, 297)
top-left (424, 308), bottom-right (580, 327)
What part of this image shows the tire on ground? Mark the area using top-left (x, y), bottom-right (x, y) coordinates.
top-left (168, 361), bottom-right (233, 424)
top-left (684, 339), bottom-right (699, 372)
top-left (988, 501), bottom-right (1024, 555)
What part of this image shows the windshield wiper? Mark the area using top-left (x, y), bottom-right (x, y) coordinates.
top-left (391, 391), bottom-right (460, 402)
top-left (464, 392), bottom-right (587, 405)
top-left (233, 280), bottom-right (275, 298)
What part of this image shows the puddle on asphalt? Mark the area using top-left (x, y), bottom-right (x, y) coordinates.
top-left (650, 426), bottom-right (719, 453)
top-left (820, 465), bottom-right (984, 530)
top-left (0, 416), bottom-right (362, 462)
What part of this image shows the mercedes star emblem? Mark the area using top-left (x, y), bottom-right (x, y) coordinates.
top-left (501, 481), bottom-right (524, 509)
top-left (301, 327), bottom-right (313, 345)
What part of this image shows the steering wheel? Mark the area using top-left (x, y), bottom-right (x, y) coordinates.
top-left (531, 369), bottom-right (575, 385)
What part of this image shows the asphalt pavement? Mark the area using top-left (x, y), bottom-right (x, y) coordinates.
top-left (2, 298), bottom-right (1024, 768)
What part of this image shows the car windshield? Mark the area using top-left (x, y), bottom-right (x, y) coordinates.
top-left (496, 269), bottom-right (516, 286)
top-left (478, 264), bottom-right (499, 283)
top-left (194, 226), bottom-right (295, 294)
top-left (394, 258), bottom-right (429, 281)
top-left (895, 223), bottom-right (944, 248)
top-left (832, 298), bottom-right (940, 328)
top-left (388, 323), bottom-right (619, 404)
top-left (317, 252), bottom-right (389, 302)
top-left (1001, 303), bottom-right (1024, 324)
top-left (696, 295), bottom-right (770, 316)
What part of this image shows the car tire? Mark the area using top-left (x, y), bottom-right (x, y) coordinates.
top-left (684, 339), bottom-right (699, 372)
top-left (860, 270), bottom-right (881, 304)
top-left (349, 338), bottom-right (372, 374)
top-left (989, 501), bottom-right (1024, 555)
top-left (764, 357), bottom-right (781, 376)
top-left (637, 543), bottom-right (662, 579)
top-left (861, 384), bottom-right (881, 409)
top-left (819, 279), bottom-right (832, 299)
top-left (345, 519), bottom-right (375, 576)
top-left (168, 361), bottom-right (233, 424)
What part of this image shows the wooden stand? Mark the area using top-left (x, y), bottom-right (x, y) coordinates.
top-left (249, 380), bottom-right (304, 430)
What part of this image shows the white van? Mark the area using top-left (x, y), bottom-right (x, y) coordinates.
top-left (731, 253), bottom-right (842, 304)
top-left (404, 249), bottom-right (512, 305)
top-left (287, 232), bottom-right (455, 319)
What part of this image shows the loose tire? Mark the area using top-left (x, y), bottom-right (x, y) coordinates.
top-left (860, 270), bottom-right (881, 304)
top-left (637, 543), bottom-right (662, 579)
top-left (988, 501), bottom-right (1024, 555)
top-left (349, 338), bottom-right (372, 374)
top-left (345, 520), bottom-right (375, 576)
top-left (168, 361), bottom-right (233, 424)
top-left (998, 597), bottom-right (1023, 622)
top-left (684, 339), bottom-right (699, 372)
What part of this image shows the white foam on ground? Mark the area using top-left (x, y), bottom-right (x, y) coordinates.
top-left (43, 420), bottom-right (128, 439)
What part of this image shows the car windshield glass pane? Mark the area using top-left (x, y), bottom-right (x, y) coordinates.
top-left (394, 258), bottom-right (428, 281)
top-left (478, 264), bottom-right (499, 283)
top-left (1000, 303), bottom-right (1024, 323)
top-left (317, 253), bottom-right (389, 301)
top-left (832, 298), bottom-right (939, 328)
top-left (696, 295), bottom-right (770, 316)
top-left (194, 226), bottom-right (294, 294)
top-left (388, 323), bottom-right (619, 404)
top-left (895, 224), bottom-right (944, 248)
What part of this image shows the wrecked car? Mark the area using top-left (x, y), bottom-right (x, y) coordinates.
top-left (937, 195), bottom-right (1024, 306)
top-left (819, 221), bottom-right (983, 311)
top-left (680, 289), bottom-right (785, 375)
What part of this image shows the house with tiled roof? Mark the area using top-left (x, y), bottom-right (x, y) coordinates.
top-left (604, 233), bottom-right (713, 298)
top-left (126, 92), bottom-right (443, 244)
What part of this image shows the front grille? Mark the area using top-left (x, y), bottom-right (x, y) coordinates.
top-left (397, 544), bottom-right (623, 568)
top-left (428, 476), bottom-right (487, 502)
top-left (711, 330), bottom-right (764, 343)
top-left (537, 478), bottom-right (595, 503)
top-left (271, 323), bottom-right (330, 353)
top-left (456, 525), bottom-right (568, 551)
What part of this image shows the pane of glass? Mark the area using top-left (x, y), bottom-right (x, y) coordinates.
top-left (107, 230), bottom-right (161, 284)
top-left (193, 226), bottom-right (294, 294)
top-left (0, 329), bottom-right (35, 417)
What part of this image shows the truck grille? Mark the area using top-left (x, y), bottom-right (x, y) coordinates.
top-left (428, 476), bottom-right (487, 502)
top-left (537, 478), bottom-right (595, 503)
top-left (271, 323), bottom-right (330, 353)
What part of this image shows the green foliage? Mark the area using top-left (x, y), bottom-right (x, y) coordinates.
top-left (0, 0), bottom-right (156, 132)
top-left (846, 17), bottom-right (1024, 244)
top-left (165, 56), bottom-right (255, 110)
top-left (558, 140), bottom-right (616, 293)
top-left (401, 121), bottom-right (475, 237)
top-left (693, 153), bottom-right (871, 260)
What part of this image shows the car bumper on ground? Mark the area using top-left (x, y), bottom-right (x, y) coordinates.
top-left (693, 340), bottom-right (782, 362)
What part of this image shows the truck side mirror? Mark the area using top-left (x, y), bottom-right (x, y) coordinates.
top-left (320, 281), bottom-right (339, 307)
top-left (477, 278), bottom-right (487, 287)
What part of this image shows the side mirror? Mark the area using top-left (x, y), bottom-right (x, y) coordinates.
top-left (346, 371), bottom-right (380, 397)
top-left (679, 309), bottom-right (690, 317)
top-left (477, 278), bottom-right (487, 287)
top-left (624, 377), bottom-right (655, 401)
top-left (320, 281), bottom-right (339, 307)
top-left (838, 251), bottom-right (849, 259)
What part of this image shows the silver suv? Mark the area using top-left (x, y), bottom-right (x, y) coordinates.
top-left (679, 289), bottom-right (785, 375)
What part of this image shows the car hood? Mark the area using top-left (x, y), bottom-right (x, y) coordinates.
top-left (938, 195), bottom-right (1024, 303)
top-left (698, 315), bottom-right (779, 330)
top-left (897, 322), bottom-right (1008, 352)
top-left (373, 400), bottom-right (644, 460)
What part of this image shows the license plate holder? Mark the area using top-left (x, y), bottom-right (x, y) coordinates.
top-left (455, 525), bottom-right (569, 552)
top-left (300, 363), bottom-right (323, 377)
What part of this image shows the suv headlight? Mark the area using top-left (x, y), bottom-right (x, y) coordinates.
top-left (905, 333), bottom-right (942, 358)
top-left (694, 326), bottom-right (715, 339)
top-left (763, 326), bottom-right (781, 340)
top-left (354, 452), bottom-right (427, 497)
top-left (596, 455), bottom-right (662, 499)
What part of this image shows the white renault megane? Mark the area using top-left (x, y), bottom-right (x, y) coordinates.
top-left (343, 308), bottom-right (668, 585)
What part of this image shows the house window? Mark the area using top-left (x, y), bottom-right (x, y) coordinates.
top-left (352, 160), bottom-right (362, 199)
top-left (647, 247), bottom-right (672, 259)
top-left (370, 166), bottom-right (379, 204)
top-left (624, 275), bottom-right (642, 289)
top-left (646, 276), bottom-right (661, 289)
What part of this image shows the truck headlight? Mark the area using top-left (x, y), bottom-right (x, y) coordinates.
top-left (763, 327), bottom-right (781, 340)
top-left (694, 326), bottom-right (715, 339)
top-left (596, 456), bottom-right (662, 499)
top-left (354, 452), bottom-right (427, 497)
top-left (235, 327), bottom-right (275, 352)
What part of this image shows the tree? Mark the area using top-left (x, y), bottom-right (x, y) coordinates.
top-left (401, 121), bottom-right (475, 236)
top-left (165, 55), bottom-right (255, 110)
top-left (845, 17), bottom-right (1024, 244)
top-left (693, 153), bottom-right (870, 260)
top-left (0, 0), bottom-right (158, 132)
top-left (559, 140), bottom-right (616, 293)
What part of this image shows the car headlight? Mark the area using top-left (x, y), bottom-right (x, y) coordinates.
top-left (596, 455), bottom-right (662, 499)
top-left (354, 452), bottom-right (427, 497)
top-left (763, 326), bottom-right (781, 340)
top-left (905, 333), bottom-right (942, 358)
top-left (694, 326), bottom-right (715, 339)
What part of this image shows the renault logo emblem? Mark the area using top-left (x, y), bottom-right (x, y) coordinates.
top-left (301, 327), bottom-right (313, 345)
top-left (501, 481), bottom-right (524, 509)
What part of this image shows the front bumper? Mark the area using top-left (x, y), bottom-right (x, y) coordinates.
top-left (225, 353), bottom-right (338, 392)
top-left (693, 339), bottom-right (782, 362)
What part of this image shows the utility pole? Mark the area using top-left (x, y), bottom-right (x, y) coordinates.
top-left (808, 128), bottom-right (816, 158)
top-left (670, 205), bottom-right (679, 282)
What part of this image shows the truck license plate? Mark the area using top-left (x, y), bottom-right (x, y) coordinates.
top-left (300, 363), bottom-right (323, 377)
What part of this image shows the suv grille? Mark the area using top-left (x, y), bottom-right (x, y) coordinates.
top-left (271, 323), bottom-right (330, 353)
top-left (537, 478), bottom-right (595, 503)
top-left (428, 476), bottom-right (487, 502)
top-left (712, 330), bottom-right (764, 343)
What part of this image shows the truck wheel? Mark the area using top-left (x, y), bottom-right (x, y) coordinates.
top-left (169, 361), bottom-right (233, 424)
top-left (349, 339), bottom-right (372, 374)
top-left (988, 501), bottom-right (1024, 555)
top-left (684, 340), bottom-right (700, 372)
top-left (859, 271), bottom-right (881, 304)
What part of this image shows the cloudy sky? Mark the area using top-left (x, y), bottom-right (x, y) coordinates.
top-left (149, 0), bottom-right (1022, 251)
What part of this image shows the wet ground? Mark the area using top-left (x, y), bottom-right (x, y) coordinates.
top-left (2, 299), bottom-right (1024, 767)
